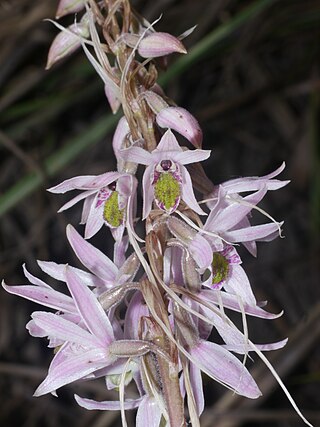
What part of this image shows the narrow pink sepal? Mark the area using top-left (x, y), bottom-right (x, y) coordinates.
top-left (75, 394), bottom-right (143, 410)
top-left (84, 200), bottom-right (105, 239)
top-left (112, 116), bottom-right (130, 160)
top-left (31, 311), bottom-right (99, 347)
top-left (22, 264), bottom-right (50, 288)
top-left (224, 221), bottom-right (283, 243)
top-left (58, 190), bottom-right (96, 213)
top-left (2, 281), bottom-right (75, 313)
top-left (136, 396), bottom-right (162, 427)
top-left (224, 264), bottom-right (257, 306)
top-left (56, 0), bottom-right (85, 18)
top-left (34, 348), bottom-right (111, 397)
top-left (189, 364), bottom-right (205, 416)
top-left (199, 290), bottom-right (283, 319)
top-left (104, 81), bottom-right (121, 114)
top-left (65, 266), bottom-right (115, 346)
top-left (66, 225), bottom-right (118, 282)
top-left (48, 171), bottom-right (121, 193)
top-left (181, 165), bottom-right (207, 215)
top-left (190, 340), bottom-right (261, 398)
top-left (37, 260), bottom-right (105, 288)
top-left (188, 234), bottom-right (212, 270)
top-left (156, 107), bottom-right (203, 148)
top-left (224, 338), bottom-right (288, 354)
top-left (142, 165), bottom-right (154, 219)
top-left (138, 32), bottom-right (187, 58)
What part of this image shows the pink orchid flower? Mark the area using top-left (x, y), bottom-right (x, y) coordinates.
top-left (120, 129), bottom-right (210, 218)
top-left (48, 172), bottom-right (137, 239)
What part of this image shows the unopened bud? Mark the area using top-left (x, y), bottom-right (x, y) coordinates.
top-left (56, 0), bottom-right (85, 19)
top-left (156, 106), bottom-right (203, 148)
top-left (104, 82), bottom-right (121, 114)
top-left (142, 90), bottom-right (169, 114)
top-left (46, 20), bottom-right (89, 69)
top-left (138, 32), bottom-right (187, 58)
top-left (167, 216), bottom-right (196, 244)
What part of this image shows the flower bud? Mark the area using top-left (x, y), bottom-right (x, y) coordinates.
top-left (142, 90), bottom-right (169, 114)
top-left (104, 81), bottom-right (121, 114)
top-left (156, 106), bottom-right (203, 148)
top-left (46, 19), bottom-right (89, 69)
top-left (56, 0), bottom-right (85, 19)
top-left (138, 32), bottom-right (187, 58)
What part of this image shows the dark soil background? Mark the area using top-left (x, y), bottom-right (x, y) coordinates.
top-left (0, 0), bottom-right (319, 426)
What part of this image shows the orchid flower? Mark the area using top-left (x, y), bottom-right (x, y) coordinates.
top-left (48, 172), bottom-right (137, 239)
top-left (120, 129), bottom-right (210, 218)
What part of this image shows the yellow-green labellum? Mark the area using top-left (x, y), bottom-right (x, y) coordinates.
top-left (154, 173), bottom-right (180, 212)
top-left (103, 191), bottom-right (124, 227)
top-left (212, 253), bottom-right (229, 285)
top-left (108, 370), bottom-right (133, 389)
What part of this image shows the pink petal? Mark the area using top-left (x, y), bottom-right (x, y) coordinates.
top-left (104, 82), bottom-right (121, 114)
top-left (48, 172), bottom-right (121, 193)
top-left (22, 264), bottom-right (50, 288)
top-left (189, 364), bottom-right (204, 416)
top-left (67, 225), bottom-right (118, 282)
top-left (224, 264), bottom-right (256, 306)
top-left (142, 165), bottom-right (154, 219)
top-left (224, 338), bottom-right (288, 353)
top-left (124, 292), bottom-right (149, 340)
top-left (173, 148), bottom-right (211, 166)
top-left (198, 290), bottom-right (282, 319)
top-left (190, 340), bottom-right (261, 398)
top-left (31, 311), bottom-right (100, 347)
top-left (112, 116), bottom-right (130, 160)
top-left (37, 261), bottom-right (105, 288)
top-left (65, 266), bottom-right (115, 346)
top-left (224, 222), bottom-right (283, 243)
top-left (232, 217), bottom-right (257, 256)
top-left (220, 162), bottom-right (289, 194)
top-left (155, 129), bottom-right (182, 153)
top-left (34, 348), bottom-right (112, 396)
top-left (205, 187), bottom-right (268, 232)
top-left (181, 165), bottom-right (206, 215)
top-left (2, 281), bottom-right (75, 313)
top-left (75, 394), bottom-right (143, 410)
top-left (136, 396), bottom-right (162, 427)
top-left (57, 189), bottom-right (96, 213)
top-left (81, 193), bottom-right (95, 224)
top-left (119, 146), bottom-right (153, 165)
top-left (84, 201), bottom-right (105, 239)
top-left (156, 107), bottom-right (203, 148)
top-left (188, 234), bottom-right (212, 270)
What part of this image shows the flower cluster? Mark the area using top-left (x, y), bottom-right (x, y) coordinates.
top-left (3, 1), bottom-right (312, 426)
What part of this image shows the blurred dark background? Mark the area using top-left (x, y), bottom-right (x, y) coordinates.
top-left (0, 0), bottom-right (319, 426)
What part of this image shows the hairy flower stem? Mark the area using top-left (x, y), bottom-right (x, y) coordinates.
top-left (141, 280), bottom-right (185, 427)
